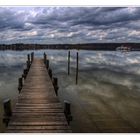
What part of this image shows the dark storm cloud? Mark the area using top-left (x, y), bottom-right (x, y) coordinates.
top-left (0, 8), bottom-right (34, 32)
top-left (0, 7), bottom-right (140, 44)
top-left (30, 7), bottom-right (140, 27)
top-left (68, 7), bottom-right (140, 27)
top-left (0, 8), bottom-right (24, 30)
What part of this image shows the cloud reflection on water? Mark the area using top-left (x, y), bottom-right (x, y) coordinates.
top-left (0, 50), bottom-right (140, 132)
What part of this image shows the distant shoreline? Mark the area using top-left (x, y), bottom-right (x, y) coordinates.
top-left (0, 43), bottom-right (140, 51)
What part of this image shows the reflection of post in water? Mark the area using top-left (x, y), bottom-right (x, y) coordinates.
top-left (76, 51), bottom-right (79, 85)
top-left (68, 51), bottom-right (70, 75)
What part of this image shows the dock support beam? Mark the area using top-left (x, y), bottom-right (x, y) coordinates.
top-left (46, 60), bottom-right (49, 69)
top-left (53, 77), bottom-right (59, 96)
top-left (68, 51), bottom-right (70, 75)
top-left (3, 99), bottom-right (12, 126)
top-left (64, 100), bottom-right (72, 125)
top-left (76, 52), bottom-right (79, 85)
top-left (26, 53), bottom-right (32, 72)
top-left (31, 52), bottom-right (34, 63)
top-left (27, 54), bottom-right (30, 63)
top-left (44, 53), bottom-right (49, 69)
top-left (18, 77), bottom-right (23, 93)
top-left (22, 69), bottom-right (28, 79)
top-left (44, 53), bottom-right (47, 64)
top-left (26, 60), bottom-right (30, 71)
top-left (48, 68), bottom-right (52, 79)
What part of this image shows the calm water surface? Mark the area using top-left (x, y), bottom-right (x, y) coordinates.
top-left (0, 50), bottom-right (140, 132)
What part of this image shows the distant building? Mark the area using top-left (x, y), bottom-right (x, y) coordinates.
top-left (116, 45), bottom-right (131, 52)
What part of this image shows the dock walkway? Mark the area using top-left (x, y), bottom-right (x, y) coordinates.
top-left (6, 58), bottom-right (71, 133)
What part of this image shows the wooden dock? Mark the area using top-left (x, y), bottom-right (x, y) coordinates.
top-left (5, 55), bottom-right (71, 133)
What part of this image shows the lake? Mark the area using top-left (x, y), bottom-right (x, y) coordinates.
top-left (0, 50), bottom-right (140, 132)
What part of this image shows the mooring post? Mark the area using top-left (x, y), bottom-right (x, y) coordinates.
top-left (31, 52), bottom-right (34, 63)
top-left (3, 99), bottom-right (12, 126)
top-left (46, 59), bottom-right (49, 69)
top-left (44, 53), bottom-right (47, 64)
top-left (26, 60), bottom-right (30, 71)
top-left (18, 77), bottom-right (23, 93)
top-left (76, 51), bottom-right (79, 85)
top-left (53, 77), bottom-right (59, 95)
top-left (48, 68), bottom-right (52, 79)
top-left (64, 100), bottom-right (72, 125)
top-left (27, 54), bottom-right (31, 70)
top-left (22, 69), bottom-right (28, 79)
top-left (68, 51), bottom-right (70, 75)
top-left (27, 54), bottom-right (30, 63)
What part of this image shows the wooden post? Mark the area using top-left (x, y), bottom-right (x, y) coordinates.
top-left (76, 52), bottom-right (79, 85)
top-left (68, 51), bottom-right (70, 75)
top-left (3, 99), bottom-right (12, 126)
top-left (27, 54), bottom-right (31, 69)
top-left (64, 100), bottom-right (72, 124)
top-left (46, 60), bottom-right (49, 69)
top-left (48, 68), bottom-right (52, 79)
top-left (53, 77), bottom-right (59, 95)
top-left (22, 69), bottom-right (28, 79)
top-left (31, 52), bottom-right (34, 63)
top-left (3, 99), bottom-right (12, 116)
top-left (44, 53), bottom-right (47, 64)
top-left (26, 60), bottom-right (30, 71)
top-left (18, 77), bottom-right (23, 93)
top-left (27, 54), bottom-right (30, 62)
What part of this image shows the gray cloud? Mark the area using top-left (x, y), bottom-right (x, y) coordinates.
top-left (0, 7), bottom-right (140, 44)
top-left (0, 8), bottom-right (25, 31)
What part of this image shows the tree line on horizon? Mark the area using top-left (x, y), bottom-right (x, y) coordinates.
top-left (0, 43), bottom-right (139, 51)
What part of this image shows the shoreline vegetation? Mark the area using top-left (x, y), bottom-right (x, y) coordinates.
top-left (0, 43), bottom-right (140, 51)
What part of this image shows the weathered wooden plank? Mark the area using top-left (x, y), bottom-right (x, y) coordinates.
top-left (17, 98), bottom-right (59, 104)
top-left (8, 125), bottom-right (71, 130)
top-left (9, 121), bottom-right (68, 126)
top-left (6, 129), bottom-right (72, 133)
top-left (18, 95), bottom-right (58, 98)
top-left (16, 103), bottom-right (62, 106)
top-left (10, 116), bottom-right (66, 121)
top-left (12, 113), bottom-right (65, 116)
top-left (15, 105), bottom-right (62, 109)
top-left (13, 109), bottom-right (64, 113)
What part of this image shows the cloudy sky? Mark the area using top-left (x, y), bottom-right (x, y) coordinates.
top-left (0, 7), bottom-right (140, 44)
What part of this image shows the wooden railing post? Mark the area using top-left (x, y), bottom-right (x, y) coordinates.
top-left (64, 100), bottom-right (72, 125)
top-left (3, 99), bottom-right (12, 126)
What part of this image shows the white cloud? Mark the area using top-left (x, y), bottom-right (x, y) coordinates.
top-left (129, 30), bottom-right (140, 36)
top-left (26, 31), bottom-right (37, 36)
